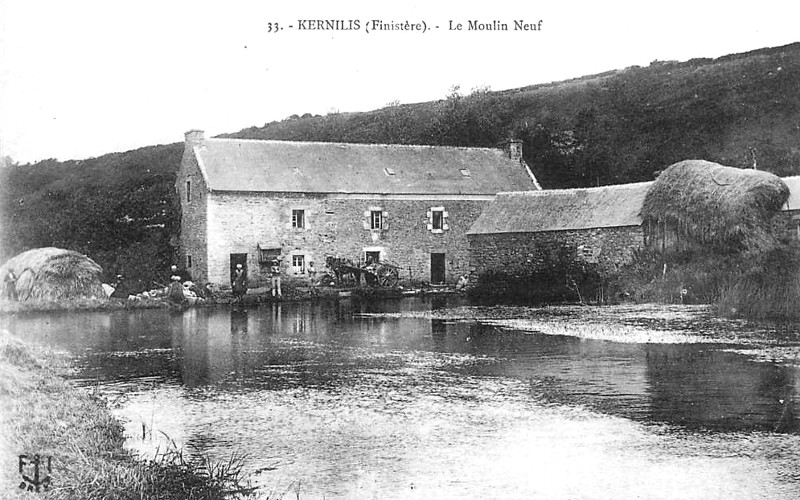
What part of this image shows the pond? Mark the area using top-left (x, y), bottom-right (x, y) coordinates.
top-left (4, 297), bottom-right (800, 499)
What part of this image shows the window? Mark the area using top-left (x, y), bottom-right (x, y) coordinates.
top-left (186, 255), bottom-right (192, 268)
top-left (370, 210), bottom-right (383, 230)
top-left (186, 180), bottom-right (191, 202)
top-left (365, 251), bottom-right (381, 264)
top-left (432, 210), bottom-right (444, 230)
top-left (257, 242), bottom-right (282, 264)
top-left (363, 207), bottom-right (387, 231)
top-left (292, 209), bottom-right (305, 229)
top-left (427, 207), bottom-right (449, 233)
top-left (292, 254), bottom-right (305, 274)
top-left (577, 244), bottom-right (598, 263)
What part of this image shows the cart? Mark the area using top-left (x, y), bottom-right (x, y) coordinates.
top-left (323, 256), bottom-right (400, 288)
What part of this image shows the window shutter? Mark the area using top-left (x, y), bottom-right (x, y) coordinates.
top-left (443, 211), bottom-right (449, 218)
top-left (426, 211), bottom-right (432, 218)
top-left (382, 220), bottom-right (389, 230)
top-left (427, 223), bottom-right (433, 230)
top-left (362, 220), bottom-right (370, 230)
top-left (443, 223), bottom-right (449, 230)
top-left (363, 210), bottom-right (370, 218)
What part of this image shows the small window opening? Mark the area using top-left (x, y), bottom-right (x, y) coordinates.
top-left (292, 209), bottom-right (305, 229)
top-left (370, 210), bottom-right (383, 230)
top-left (432, 210), bottom-right (444, 230)
top-left (292, 254), bottom-right (306, 274)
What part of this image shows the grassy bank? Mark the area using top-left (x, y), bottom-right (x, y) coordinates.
top-left (0, 331), bottom-right (256, 499)
top-left (616, 245), bottom-right (800, 320)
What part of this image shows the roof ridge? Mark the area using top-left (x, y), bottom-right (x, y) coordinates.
top-left (206, 137), bottom-right (502, 152)
top-left (497, 181), bottom-right (654, 196)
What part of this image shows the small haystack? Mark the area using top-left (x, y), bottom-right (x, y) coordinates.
top-left (0, 247), bottom-right (105, 301)
top-left (640, 160), bottom-right (790, 251)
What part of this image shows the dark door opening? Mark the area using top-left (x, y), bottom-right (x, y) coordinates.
top-left (365, 251), bottom-right (381, 264)
top-left (431, 253), bottom-right (445, 284)
top-left (230, 253), bottom-right (248, 284)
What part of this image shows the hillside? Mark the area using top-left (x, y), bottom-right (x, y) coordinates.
top-left (224, 43), bottom-right (800, 187)
top-left (2, 42), bottom-right (799, 291)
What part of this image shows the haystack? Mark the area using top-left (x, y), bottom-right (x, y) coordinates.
top-left (0, 247), bottom-right (105, 301)
top-left (640, 160), bottom-right (790, 251)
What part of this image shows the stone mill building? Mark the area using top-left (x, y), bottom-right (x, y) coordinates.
top-left (175, 130), bottom-right (539, 288)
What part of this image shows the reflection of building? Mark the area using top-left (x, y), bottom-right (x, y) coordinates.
top-left (176, 131), bottom-right (539, 287)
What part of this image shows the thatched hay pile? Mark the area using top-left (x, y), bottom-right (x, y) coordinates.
top-left (640, 160), bottom-right (790, 252)
top-left (0, 247), bottom-right (105, 301)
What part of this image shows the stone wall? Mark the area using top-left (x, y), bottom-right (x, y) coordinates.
top-left (175, 149), bottom-right (209, 283)
top-left (468, 226), bottom-right (645, 281)
top-left (203, 192), bottom-right (490, 287)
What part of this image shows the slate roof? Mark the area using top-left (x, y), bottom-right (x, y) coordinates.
top-left (467, 182), bottom-right (653, 235)
top-left (192, 138), bottom-right (538, 195)
top-left (782, 176), bottom-right (800, 211)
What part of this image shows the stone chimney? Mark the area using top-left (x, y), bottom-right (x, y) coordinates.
top-left (503, 139), bottom-right (523, 161)
top-left (184, 129), bottom-right (205, 147)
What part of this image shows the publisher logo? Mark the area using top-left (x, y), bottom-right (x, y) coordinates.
top-left (18, 454), bottom-right (51, 492)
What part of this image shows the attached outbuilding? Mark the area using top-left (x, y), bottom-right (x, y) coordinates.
top-left (466, 182), bottom-right (652, 283)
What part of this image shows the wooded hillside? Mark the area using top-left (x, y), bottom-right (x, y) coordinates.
top-left (2, 42), bottom-right (798, 290)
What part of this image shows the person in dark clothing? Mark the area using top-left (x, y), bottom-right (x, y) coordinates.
top-left (166, 266), bottom-right (186, 304)
top-left (171, 265), bottom-right (193, 283)
top-left (232, 264), bottom-right (247, 301)
top-left (110, 275), bottom-right (128, 299)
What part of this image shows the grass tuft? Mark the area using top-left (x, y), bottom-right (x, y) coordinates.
top-left (0, 331), bottom-right (258, 499)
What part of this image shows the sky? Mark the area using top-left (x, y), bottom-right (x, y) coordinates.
top-left (0, 0), bottom-right (798, 164)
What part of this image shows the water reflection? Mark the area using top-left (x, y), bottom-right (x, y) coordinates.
top-left (5, 299), bottom-right (800, 497)
top-left (645, 346), bottom-right (799, 432)
top-left (10, 300), bottom-right (797, 434)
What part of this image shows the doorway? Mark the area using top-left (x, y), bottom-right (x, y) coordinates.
top-left (430, 253), bottom-right (445, 284)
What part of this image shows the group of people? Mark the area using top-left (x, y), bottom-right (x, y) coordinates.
top-left (164, 256), bottom-right (324, 305)
top-left (231, 258), bottom-right (299, 302)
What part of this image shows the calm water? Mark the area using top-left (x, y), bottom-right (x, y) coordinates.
top-left (4, 298), bottom-right (800, 499)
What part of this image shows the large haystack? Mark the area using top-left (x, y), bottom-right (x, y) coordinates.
top-left (0, 248), bottom-right (105, 301)
top-left (640, 160), bottom-right (790, 251)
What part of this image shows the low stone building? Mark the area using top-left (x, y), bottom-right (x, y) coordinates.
top-left (175, 131), bottom-right (539, 288)
top-left (779, 176), bottom-right (800, 239)
top-left (466, 182), bottom-right (652, 281)
top-left (468, 169), bottom-right (800, 286)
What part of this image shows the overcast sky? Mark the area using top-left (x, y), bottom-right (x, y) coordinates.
top-left (0, 0), bottom-right (797, 164)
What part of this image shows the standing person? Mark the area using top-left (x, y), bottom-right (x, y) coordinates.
top-left (166, 267), bottom-right (185, 305)
top-left (270, 259), bottom-right (282, 298)
top-left (232, 264), bottom-right (247, 302)
top-left (307, 261), bottom-right (317, 296)
top-left (4, 268), bottom-right (19, 301)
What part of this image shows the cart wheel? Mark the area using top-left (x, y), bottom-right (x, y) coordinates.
top-left (316, 274), bottom-right (336, 287)
top-left (377, 266), bottom-right (399, 287)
